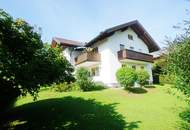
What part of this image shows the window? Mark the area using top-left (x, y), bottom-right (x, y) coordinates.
top-left (91, 67), bottom-right (99, 76)
top-left (140, 66), bottom-right (144, 69)
top-left (93, 47), bottom-right (98, 53)
top-left (120, 44), bottom-right (125, 50)
top-left (129, 46), bottom-right (134, 50)
top-left (122, 64), bottom-right (127, 67)
top-left (132, 65), bottom-right (136, 70)
top-left (128, 34), bottom-right (133, 40)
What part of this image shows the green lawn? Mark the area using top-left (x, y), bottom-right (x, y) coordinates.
top-left (2, 85), bottom-right (189, 130)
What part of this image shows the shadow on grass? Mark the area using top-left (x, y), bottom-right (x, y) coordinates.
top-left (126, 87), bottom-right (148, 94)
top-left (91, 84), bottom-right (107, 91)
top-left (89, 82), bottom-right (110, 91)
top-left (144, 85), bottom-right (156, 88)
top-left (1, 96), bottom-right (141, 130)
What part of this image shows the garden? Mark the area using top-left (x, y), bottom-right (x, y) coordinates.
top-left (1, 8), bottom-right (190, 130)
top-left (1, 84), bottom-right (189, 130)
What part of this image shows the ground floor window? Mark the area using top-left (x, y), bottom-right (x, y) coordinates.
top-left (132, 65), bottom-right (136, 70)
top-left (122, 64), bottom-right (127, 67)
top-left (140, 66), bottom-right (144, 69)
top-left (122, 63), bottom-right (146, 70)
top-left (90, 66), bottom-right (99, 76)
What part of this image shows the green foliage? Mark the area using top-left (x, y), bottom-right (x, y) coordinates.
top-left (159, 74), bottom-right (175, 85)
top-left (52, 82), bottom-right (81, 92)
top-left (167, 37), bottom-right (190, 97)
top-left (179, 106), bottom-right (190, 130)
top-left (0, 9), bottom-right (74, 110)
top-left (136, 69), bottom-right (150, 86)
top-left (116, 67), bottom-right (137, 88)
top-left (152, 56), bottom-right (167, 84)
top-left (75, 67), bottom-right (95, 91)
top-left (153, 56), bottom-right (167, 71)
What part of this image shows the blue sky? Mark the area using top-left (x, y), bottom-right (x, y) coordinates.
top-left (1, 0), bottom-right (190, 48)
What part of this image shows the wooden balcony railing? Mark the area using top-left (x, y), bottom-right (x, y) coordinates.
top-left (75, 52), bottom-right (101, 65)
top-left (118, 49), bottom-right (153, 62)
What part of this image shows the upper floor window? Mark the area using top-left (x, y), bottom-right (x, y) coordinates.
top-left (120, 44), bottom-right (125, 50)
top-left (128, 34), bottom-right (133, 40)
top-left (129, 46), bottom-right (134, 50)
top-left (93, 47), bottom-right (98, 53)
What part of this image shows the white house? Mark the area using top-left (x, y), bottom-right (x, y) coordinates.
top-left (51, 20), bottom-right (160, 87)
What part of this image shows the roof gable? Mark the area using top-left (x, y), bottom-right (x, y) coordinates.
top-left (86, 20), bottom-right (160, 52)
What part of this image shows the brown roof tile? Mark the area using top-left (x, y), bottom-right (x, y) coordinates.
top-left (52, 37), bottom-right (83, 47)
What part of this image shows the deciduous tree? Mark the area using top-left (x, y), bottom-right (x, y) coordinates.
top-left (0, 9), bottom-right (74, 110)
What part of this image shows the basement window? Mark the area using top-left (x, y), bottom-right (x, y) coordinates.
top-left (128, 34), bottom-right (133, 40)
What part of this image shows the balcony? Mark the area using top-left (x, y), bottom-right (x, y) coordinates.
top-left (118, 49), bottom-right (153, 62)
top-left (75, 51), bottom-right (101, 65)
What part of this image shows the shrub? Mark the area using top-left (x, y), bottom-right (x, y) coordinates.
top-left (159, 74), bottom-right (175, 85)
top-left (116, 67), bottom-right (137, 88)
top-left (75, 67), bottom-right (95, 91)
top-left (167, 36), bottom-right (190, 97)
top-left (52, 82), bottom-right (81, 92)
top-left (136, 70), bottom-right (150, 86)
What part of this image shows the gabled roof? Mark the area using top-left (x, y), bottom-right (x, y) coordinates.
top-left (86, 20), bottom-right (160, 52)
top-left (52, 37), bottom-right (83, 47)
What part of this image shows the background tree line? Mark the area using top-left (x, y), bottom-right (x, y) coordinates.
top-left (153, 16), bottom-right (190, 97)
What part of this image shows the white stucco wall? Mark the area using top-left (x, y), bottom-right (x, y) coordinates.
top-left (63, 48), bottom-right (71, 62)
top-left (97, 28), bottom-right (152, 86)
top-left (63, 27), bottom-right (154, 87)
top-left (62, 47), bottom-right (82, 65)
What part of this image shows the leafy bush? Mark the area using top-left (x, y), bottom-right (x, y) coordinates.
top-left (159, 74), bottom-right (175, 85)
top-left (75, 67), bottom-right (95, 91)
top-left (136, 70), bottom-right (150, 86)
top-left (116, 67), bottom-right (137, 88)
top-left (167, 37), bottom-right (190, 97)
top-left (52, 82), bottom-right (81, 92)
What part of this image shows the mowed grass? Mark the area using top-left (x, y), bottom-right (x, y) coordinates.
top-left (2, 85), bottom-right (188, 130)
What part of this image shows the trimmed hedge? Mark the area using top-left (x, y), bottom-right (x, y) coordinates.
top-left (116, 67), bottom-right (137, 88)
top-left (116, 67), bottom-right (150, 88)
top-left (136, 69), bottom-right (150, 86)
